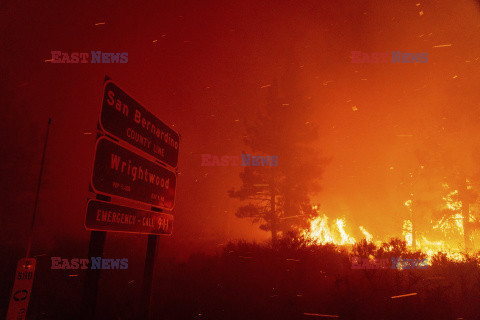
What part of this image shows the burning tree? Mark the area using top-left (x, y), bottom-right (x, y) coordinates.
top-left (229, 57), bottom-right (329, 245)
top-left (403, 128), bottom-right (480, 254)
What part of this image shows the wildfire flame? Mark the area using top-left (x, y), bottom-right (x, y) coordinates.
top-left (301, 181), bottom-right (472, 262)
top-left (301, 213), bottom-right (367, 247)
top-left (359, 226), bottom-right (373, 243)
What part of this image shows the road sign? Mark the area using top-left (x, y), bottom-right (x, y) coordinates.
top-left (91, 137), bottom-right (176, 210)
top-left (99, 80), bottom-right (179, 168)
top-left (85, 199), bottom-right (173, 235)
top-left (6, 258), bottom-right (36, 320)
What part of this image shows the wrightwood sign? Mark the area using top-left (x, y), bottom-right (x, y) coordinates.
top-left (91, 137), bottom-right (176, 210)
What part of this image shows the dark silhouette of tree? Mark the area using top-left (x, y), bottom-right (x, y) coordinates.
top-left (352, 239), bottom-right (377, 257)
top-left (229, 53), bottom-right (329, 245)
top-left (379, 238), bottom-right (410, 257)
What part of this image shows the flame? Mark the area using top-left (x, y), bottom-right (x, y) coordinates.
top-left (302, 214), bottom-right (466, 262)
top-left (402, 219), bottom-right (413, 247)
top-left (359, 226), bottom-right (373, 242)
top-left (432, 213), bottom-right (464, 236)
top-left (405, 199), bottom-right (412, 208)
top-left (469, 214), bottom-right (476, 223)
top-left (336, 219), bottom-right (356, 245)
top-left (301, 190), bottom-right (468, 262)
top-left (300, 178), bottom-right (473, 264)
top-left (301, 214), bottom-right (355, 245)
top-left (301, 214), bottom-right (334, 245)
top-left (442, 188), bottom-right (462, 211)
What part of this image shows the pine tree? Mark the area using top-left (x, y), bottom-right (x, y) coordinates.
top-left (229, 57), bottom-right (329, 246)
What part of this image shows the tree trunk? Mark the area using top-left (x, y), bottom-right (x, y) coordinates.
top-left (463, 201), bottom-right (471, 251)
top-left (459, 181), bottom-right (472, 251)
top-left (270, 183), bottom-right (277, 247)
top-left (411, 204), bottom-right (417, 251)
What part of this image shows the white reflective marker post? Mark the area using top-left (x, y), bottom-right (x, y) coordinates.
top-left (6, 258), bottom-right (36, 320)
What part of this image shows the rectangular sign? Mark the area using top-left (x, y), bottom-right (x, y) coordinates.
top-left (85, 199), bottom-right (173, 235)
top-left (100, 80), bottom-right (179, 168)
top-left (6, 258), bottom-right (36, 320)
top-left (91, 137), bottom-right (176, 210)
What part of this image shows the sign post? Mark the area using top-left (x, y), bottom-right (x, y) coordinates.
top-left (138, 233), bottom-right (159, 320)
top-left (6, 258), bottom-right (36, 320)
top-left (80, 229), bottom-right (106, 319)
top-left (7, 118), bottom-right (51, 320)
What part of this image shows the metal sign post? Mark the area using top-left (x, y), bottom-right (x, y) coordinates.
top-left (80, 229), bottom-right (106, 319)
top-left (7, 118), bottom-right (51, 320)
top-left (138, 233), bottom-right (159, 320)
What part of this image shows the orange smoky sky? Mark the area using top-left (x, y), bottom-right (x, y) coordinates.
top-left (1, 0), bottom-right (480, 256)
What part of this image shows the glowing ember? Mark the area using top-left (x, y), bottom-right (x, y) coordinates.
top-left (391, 293), bottom-right (417, 299)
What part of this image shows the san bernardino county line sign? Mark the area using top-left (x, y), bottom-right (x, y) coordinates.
top-left (99, 80), bottom-right (180, 168)
top-left (91, 137), bottom-right (176, 210)
top-left (85, 199), bottom-right (173, 235)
